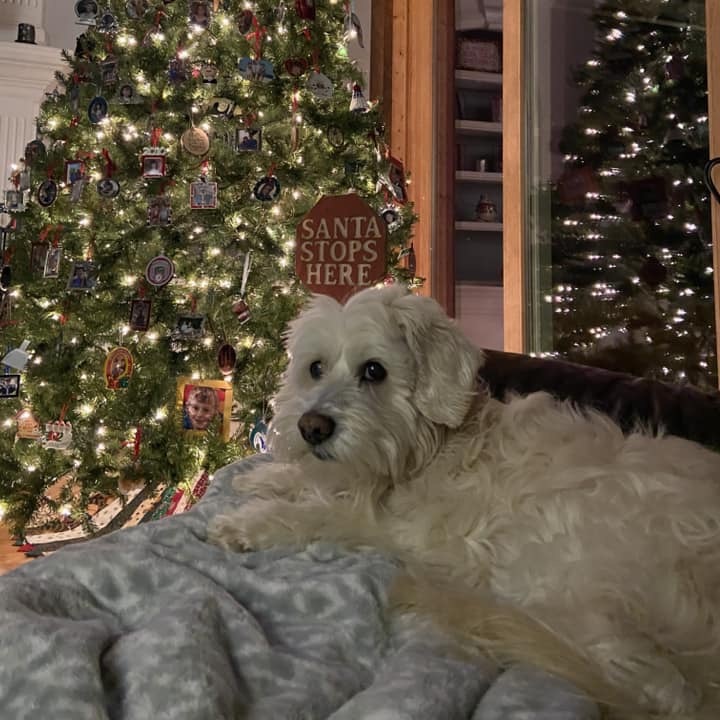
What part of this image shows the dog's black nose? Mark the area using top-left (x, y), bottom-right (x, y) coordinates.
top-left (298, 411), bottom-right (335, 445)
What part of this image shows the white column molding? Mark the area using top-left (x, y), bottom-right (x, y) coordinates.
top-left (0, 0), bottom-right (47, 45)
top-left (0, 40), bottom-right (65, 194)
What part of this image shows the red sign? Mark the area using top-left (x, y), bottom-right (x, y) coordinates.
top-left (295, 193), bottom-right (387, 302)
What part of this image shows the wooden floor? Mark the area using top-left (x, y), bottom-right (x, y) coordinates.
top-left (0, 525), bottom-right (30, 574)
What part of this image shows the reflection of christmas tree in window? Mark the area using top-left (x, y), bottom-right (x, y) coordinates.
top-left (550, 0), bottom-right (715, 388)
top-left (0, 1), bottom-right (415, 541)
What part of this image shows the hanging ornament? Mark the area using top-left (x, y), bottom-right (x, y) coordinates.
top-left (70, 177), bottom-right (88, 203)
top-left (97, 10), bottom-right (119, 33)
top-left (383, 155), bottom-right (408, 203)
top-left (44, 239), bottom-right (62, 279)
top-left (42, 420), bottom-right (73, 450)
top-left (129, 298), bottom-right (152, 331)
top-left (306, 70), bottom-right (333, 100)
top-left (100, 55), bottom-right (119, 86)
top-left (65, 158), bottom-right (86, 186)
top-left (141, 143), bottom-right (167, 178)
top-left (190, 169), bottom-right (218, 210)
top-left (30, 241), bottom-right (49, 275)
top-left (235, 126), bottom-right (261, 152)
top-left (217, 343), bottom-right (237, 375)
top-left (2, 339), bottom-right (31, 372)
top-left (172, 313), bottom-right (206, 341)
top-left (380, 205), bottom-right (400, 230)
top-left (240, 15), bottom-right (272, 81)
top-left (284, 58), bottom-right (308, 77)
top-left (327, 126), bottom-right (345, 149)
top-left (67, 260), bottom-right (97, 291)
top-left (253, 175), bottom-right (281, 201)
top-left (15, 408), bottom-right (43, 441)
top-left (168, 57), bottom-right (189, 84)
top-left (24, 139), bottom-right (47, 168)
top-left (12, 161), bottom-right (31, 192)
top-left (97, 148), bottom-right (120, 198)
top-left (207, 97), bottom-right (236, 118)
top-left (231, 251), bottom-right (252, 324)
top-left (250, 418), bottom-right (269, 453)
top-left (88, 95), bottom-right (109, 124)
top-left (189, 0), bottom-right (211, 28)
top-left (238, 57), bottom-right (274, 82)
top-left (75, 1), bottom-right (99, 25)
top-left (145, 255), bottom-right (175, 287)
top-left (104, 347), bottom-right (134, 389)
top-left (146, 194), bottom-right (172, 226)
top-left (0, 372), bottom-right (20, 398)
top-left (237, 9), bottom-right (254, 33)
top-left (232, 299), bottom-right (251, 323)
top-left (399, 244), bottom-right (416, 278)
top-left (200, 63), bottom-right (219, 83)
top-left (126, 0), bottom-right (149, 19)
top-left (349, 83), bottom-right (368, 113)
top-left (74, 31), bottom-right (96, 60)
top-left (181, 126), bottom-right (210, 156)
top-left (117, 81), bottom-right (141, 104)
top-left (295, 0), bottom-right (315, 21)
top-left (37, 179), bottom-right (58, 207)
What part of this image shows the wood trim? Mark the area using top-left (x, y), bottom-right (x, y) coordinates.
top-left (432, 0), bottom-right (455, 315)
top-left (502, 0), bottom-right (525, 352)
top-left (369, 0), bottom-right (393, 128)
top-left (372, 1), bottom-right (454, 313)
top-left (706, 1), bottom-right (720, 386)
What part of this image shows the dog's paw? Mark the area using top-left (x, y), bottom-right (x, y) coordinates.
top-left (642, 673), bottom-right (702, 716)
top-left (207, 502), bottom-right (304, 553)
top-left (207, 512), bottom-right (257, 552)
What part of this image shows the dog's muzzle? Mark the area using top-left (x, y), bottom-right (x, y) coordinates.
top-left (298, 411), bottom-right (336, 446)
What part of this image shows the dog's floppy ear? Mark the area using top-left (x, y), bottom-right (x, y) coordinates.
top-left (390, 291), bottom-right (482, 428)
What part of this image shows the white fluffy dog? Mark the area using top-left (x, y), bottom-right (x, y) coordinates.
top-left (210, 285), bottom-right (720, 718)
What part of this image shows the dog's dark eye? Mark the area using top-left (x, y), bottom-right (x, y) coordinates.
top-left (309, 360), bottom-right (323, 380)
top-left (361, 361), bottom-right (387, 383)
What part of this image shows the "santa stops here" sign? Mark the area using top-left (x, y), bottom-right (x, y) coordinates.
top-left (295, 193), bottom-right (387, 302)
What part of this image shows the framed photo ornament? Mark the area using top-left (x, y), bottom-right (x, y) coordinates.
top-left (145, 255), bottom-right (174, 287)
top-left (44, 246), bottom-right (62, 278)
top-left (67, 261), bottom-right (98, 291)
top-left (177, 377), bottom-right (233, 440)
top-left (141, 150), bottom-right (167, 179)
top-left (190, 179), bottom-right (218, 209)
top-left (0, 374), bottom-right (20, 398)
top-left (146, 195), bottom-right (172, 226)
top-left (104, 347), bottom-right (133, 389)
top-left (65, 160), bottom-right (85, 185)
top-left (129, 298), bottom-right (152, 331)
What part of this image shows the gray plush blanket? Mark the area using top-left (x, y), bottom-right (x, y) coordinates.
top-left (0, 456), bottom-right (598, 719)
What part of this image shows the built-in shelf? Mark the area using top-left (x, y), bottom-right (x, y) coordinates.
top-left (455, 221), bottom-right (503, 232)
top-left (455, 120), bottom-right (502, 135)
top-left (456, 171), bottom-right (503, 183)
top-left (455, 70), bottom-right (502, 90)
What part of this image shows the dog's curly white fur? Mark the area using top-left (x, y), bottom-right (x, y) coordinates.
top-left (210, 285), bottom-right (720, 718)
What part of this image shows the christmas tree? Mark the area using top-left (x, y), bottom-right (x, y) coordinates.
top-left (549, 0), bottom-right (715, 388)
top-left (0, 0), bottom-right (415, 540)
